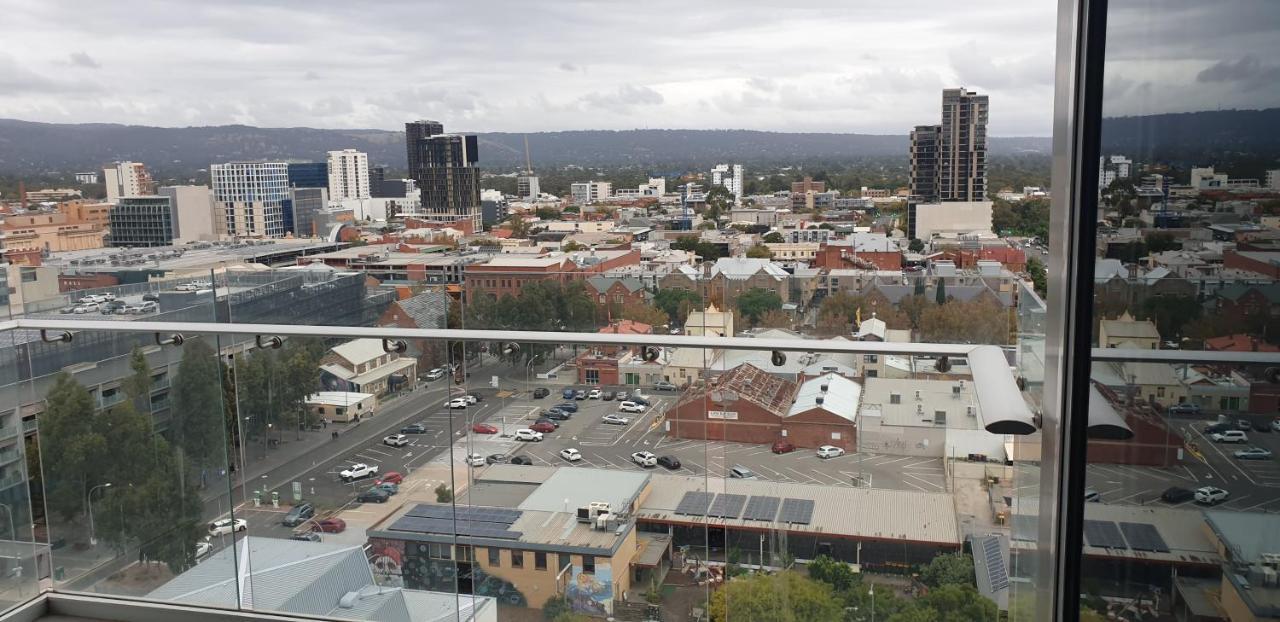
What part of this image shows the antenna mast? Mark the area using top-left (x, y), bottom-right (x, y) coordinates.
top-left (523, 135), bottom-right (533, 174)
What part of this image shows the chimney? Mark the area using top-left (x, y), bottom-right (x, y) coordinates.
top-left (18, 181), bottom-right (26, 211)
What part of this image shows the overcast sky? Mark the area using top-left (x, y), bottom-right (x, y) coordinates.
top-left (0, 0), bottom-right (1274, 136)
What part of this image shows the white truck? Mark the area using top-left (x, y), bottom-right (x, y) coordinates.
top-left (340, 463), bottom-right (378, 481)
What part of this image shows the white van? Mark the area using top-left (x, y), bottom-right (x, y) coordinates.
top-left (1210, 430), bottom-right (1248, 444)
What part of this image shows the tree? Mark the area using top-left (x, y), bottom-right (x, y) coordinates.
top-left (170, 338), bottom-right (228, 483)
top-left (122, 347), bottom-right (152, 411)
top-left (705, 185), bottom-right (734, 221)
top-left (1145, 231), bottom-right (1181, 253)
top-left (919, 299), bottom-right (1010, 345)
top-left (1026, 256), bottom-right (1048, 298)
top-left (935, 278), bottom-right (947, 305)
top-left (39, 373), bottom-right (107, 520)
top-left (807, 555), bottom-right (858, 592)
top-left (654, 289), bottom-right (703, 327)
top-left (1139, 294), bottom-right (1202, 340)
top-left (506, 214), bottom-right (531, 238)
top-left (908, 238), bottom-right (925, 252)
top-left (736, 288), bottom-right (783, 326)
top-left (435, 484), bottom-right (454, 503)
top-left (617, 302), bottom-right (670, 328)
top-left (671, 236), bottom-right (723, 260)
top-left (763, 231), bottom-right (785, 243)
top-left (910, 584), bottom-right (997, 621)
top-left (746, 244), bottom-right (773, 259)
top-left (709, 572), bottom-right (841, 622)
top-left (919, 553), bottom-right (975, 588)
top-left (757, 309), bottom-right (792, 329)
top-left (562, 240), bottom-right (587, 252)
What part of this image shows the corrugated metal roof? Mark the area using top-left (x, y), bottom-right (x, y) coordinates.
top-left (331, 338), bottom-right (390, 366)
top-left (517, 467), bottom-right (649, 515)
top-left (787, 373), bottom-right (861, 421)
top-left (637, 474), bottom-right (960, 545)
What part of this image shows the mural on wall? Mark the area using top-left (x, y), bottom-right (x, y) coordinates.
top-left (565, 562), bottom-right (613, 616)
top-left (368, 538), bottom-right (405, 587)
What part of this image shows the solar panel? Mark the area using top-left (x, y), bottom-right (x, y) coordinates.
top-left (707, 494), bottom-right (747, 519)
top-left (778, 498), bottom-right (816, 525)
top-left (980, 537), bottom-right (1009, 592)
top-left (406, 505), bottom-right (520, 525)
top-left (1118, 522), bottom-right (1169, 553)
top-left (742, 496), bottom-right (781, 521)
top-left (1082, 520), bottom-right (1128, 549)
top-left (675, 491), bottom-right (715, 516)
top-left (390, 515), bottom-right (523, 540)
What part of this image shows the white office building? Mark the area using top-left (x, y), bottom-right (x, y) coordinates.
top-left (326, 149), bottom-right (370, 200)
top-left (103, 161), bottom-right (154, 203)
top-left (210, 161), bottom-right (290, 237)
top-left (570, 181), bottom-right (612, 205)
top-left (517, 175), bottom-right (540, 200)
top-left (710, 163), bottom-right (744, 203)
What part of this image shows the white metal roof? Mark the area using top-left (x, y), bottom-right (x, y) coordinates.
top-left (787, 373), bottom-right (862, 421)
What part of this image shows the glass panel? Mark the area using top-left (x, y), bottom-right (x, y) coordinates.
top-left (1081, 1), bottom-right (1280, 618)
top-left (0, 318), bottom-right (40, 610)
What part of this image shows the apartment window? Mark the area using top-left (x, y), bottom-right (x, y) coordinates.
top-left (864, 355), bottom-right (877, 363)
top-left (534, 551), bottom-right (547, 570)
top-left (488, 547), bottom-right (500, 567)
top-left (559, 553), bottom-right (572, 573)
top-left (585, 369), bottom-right (599, 383)
top-left (456, 545), bottom-right (473, 562)
top-left (510, 550), bottom-right (524, 568)
top-left (582, 555), bottom-right (595, 573)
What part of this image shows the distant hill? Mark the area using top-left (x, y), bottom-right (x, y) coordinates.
top-left (0, 107), bottom-right (1273, 177)
top-left (0, 119), bottom-right (1048, 176)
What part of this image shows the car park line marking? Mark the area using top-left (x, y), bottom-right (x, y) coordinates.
top-left (806, 469), bottom-right (848, 486)
top-left (901, 459), bottom-right (939, 469)
top-left (900, 478), bottom-right (930, 492)
top-left (364, 448), bottom-right (392, 457)
top-left (753, 465), bottom-right (790, 481)
top-left (785, 467), bottom-right (819, 484)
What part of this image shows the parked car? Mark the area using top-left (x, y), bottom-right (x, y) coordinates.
top-left (356, 489), bottom-right (390, 504)
top-left (79, 294), bottom-right (108, 304)
top-left (100, 300), bottom-right (126, 314)
top-left (619, 401), bottom-right (646, 413)
top-left (312, 518), bottom-right (347, 533)
top-left (629, 395), bottom-right (651, 406)
top-left (446, 397), bottom-right (469, 409)
top-left (122, 304), bottom-right (145, 314)
top-left (141, 292), bottom-right (160, 302)
top-left (601, 390), bottom-right (616, 401)
top-left (602, 414), bottom-right (630, 426)
top-left (544, 408), bottom-right (571, 421)
top-left (1194, 486), bottom-right (1229, 505)
top-left (560, 448), bottom-right (583, 462)
top-left (471, 423), bottom-right (499, 434)
top-left (555, 402), bottom-right (578, 413)
top-left (1273, 419), bottom-right (1280, 433)
top-left (1237, 419), bottom-right (1254, 431)
top-left (1160, 487), bottom-right (1196, 504)
top-left (514, 429), bottom-right (544, 442)
top-left (532, 388), bottom-right (550, 399)
top-left (486, 454), bottom-right (508, 464)
top-left (657, 455), bottom-right (681, 469)
top-left (401, 423), bottom-right (428, 434)
top-left (424, 367), bottom-right (446, 380)
top-left (138, 301), bottom-right (158, 313)
top-left (208, 518), bottom-right (247, 536)
top-left (1167, 403), bottom-right (1201, 415)
top-left (817, 445), bottom-right (845, 459)
top-left (654, 380), bottom-right (678, 391)
top-left (291, 531), bottom-right (322, 542)
top-left (534, 417), bottom-right (559, 428)
top-left (771, 440), bottom-right (796, 454)
top-left (1204, 422), bottom-right (1232, 435)
top-left (631, 451), bottom-right (658, 467)
top-left (340, 463), bottom-right (378, 481)
top-left (59, 306), bottom-right (76, 314)
top-left (1234, 447), bottom-right (1273, 460)
top-left (383, 434), bottom-right (409, 447)
top-left (378, 472), bottom-right (404, 485)
top-left (373, 482), bottom-right (399, 495)
top-left (1210, 430), bottom-right (1248, 444)
top-left (282, 503), bottom-right (315, 527)
top-left (1084, 487), bottom-right (1101, 503)
top-left (1254, 420), bottom-right (1272, 433)
top-left (530, 421), bottom-right (556, 433)
top-left (587, 388), bottom-right (602, 399)
top-left (729, 465), bottom-right (759, 480)
top-left (574, 389), bottom-right (587, 400)
top-left (562, 388), bottom-right (576, 400)
top-left (465, 453), bottom-right (485, 466)
top-left (74, 303), bottom-right (100, 314)
top-left (510, 456), bottom-right (533, 465)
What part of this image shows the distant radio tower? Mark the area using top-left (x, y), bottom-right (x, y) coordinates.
top-left (523, 135), bottom-right (533, 174)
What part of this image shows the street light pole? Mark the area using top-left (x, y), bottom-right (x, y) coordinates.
top-left (87, 483), bottom-right (112, 546)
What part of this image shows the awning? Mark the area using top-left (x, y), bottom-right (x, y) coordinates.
top-left (635, 533), bottom-right (673, 568)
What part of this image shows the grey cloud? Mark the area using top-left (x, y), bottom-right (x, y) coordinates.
top-left (579, 85), bottom-right (664, 113)
top-left (558, 62), bottom-right (579, 72)
top-left (68, 51), bottom-right (100, 68)
top-left (746, 77), bottom-right (777, 92)
top-left (0, 53), bottom-right (96, 94)
top-left (311, 97), bottom-right (354, 116)
top-left (303, 70), bottom-right (322, 81)
top-left (1196, 56), bottom-right (1280, 91)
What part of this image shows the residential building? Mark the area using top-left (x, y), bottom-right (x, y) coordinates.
top-left (326, 149), bottom-right (371, 200)
top-left (289, 186), bottom-right (329, 237)
top-left (305, 391), bottom-right (377, 424)
top-left (159, 185), bottom-right (216, 243)
top-left (517, 174), bottom-right (540, 200)
top-left (683, 302), bottom-right (733, 337)
top-left (102, 161), bottom-right (154, 203)
top-left (73, 172), bottom-right (98, 184)
top-left (577, 320), bottom-right (654, 385)
top-left (287, 162), bottom-right (329, 189)
top-left (1266, 168), bottom-right (1280, 190)
top-left (319, 338), bottom-right (418, 396)
top-left (907, 200), bottom-right (995, 240)
top-left (210, 161), bottom-right (290, 237)
top-left (790, 176), bottom-right (826, 210)
top-left (570, 181), bottom-right (612, 205)
top-left (406, 122), bottom-right (482, 233)
top-left (463, 249), bottom-right (641, 300)
top-left (939, 88), bottom-right (989, 201)
top-left (1098, 312), bottom-right (1161, 349)
top-left (710, 163), bottom-right (744, 203)
top-left (108, 196), bottom-right (175, 247)
top-left (910, 124), bottom-right (941, 201)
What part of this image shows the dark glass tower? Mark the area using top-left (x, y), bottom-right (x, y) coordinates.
top-left (909, 124), bottom-right (941, 202)
top-left (405, 121), bottom-right (481, 232)
top-left (938, 88), bottom-right (988, 202)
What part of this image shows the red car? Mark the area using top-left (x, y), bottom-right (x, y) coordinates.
top-left (378, 472), bottom-right (404, 485)
top-left (311, 518), bottom-right (347, 533)
top-left (471, 423), bottom-right (499, 434)
top-left (771, 440), bottom-right (796, 454)
top-left (530, 421), bottom-right (556, 433)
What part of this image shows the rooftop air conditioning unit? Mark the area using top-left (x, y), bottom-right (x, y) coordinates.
top-left (967, 406), bottom-right (976, 417)
top-left (953, 384), bottom-right (961, 397)
top-left (820, 383), bottom-right (829, 392)
top-left (917, 404), bottom-right (924, 415)
top-left (915, 390), bottom-right (922, 401)
top-left (815, 396), bottom-right (825, 405)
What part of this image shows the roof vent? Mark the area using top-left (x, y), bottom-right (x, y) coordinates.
top-left (820, 383), bottom-right (829, 393)
top-left (339, 592), bottom-right (360, 609)
top-left (815, 396), bottom-right (825, 405)
top-left (915, 390), bottom-right (922, 401)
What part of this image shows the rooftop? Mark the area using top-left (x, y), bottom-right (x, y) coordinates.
top-left (859, 377), bottom-right (983, 430)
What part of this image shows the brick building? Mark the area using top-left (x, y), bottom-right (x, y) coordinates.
top-left (576, 320), bottom-right (653, 385)
top-left (585, 276), bottom-right (650, 311)
top-left (464, 249), bottom-right (640, 301)
top-left (1222, 250), bottom-right (1280, 279)
top-left (666, 364), bottom-right (860, 449)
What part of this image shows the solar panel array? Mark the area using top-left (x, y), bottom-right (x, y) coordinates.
top-left (406, 505), bottom-right (521, 525)
top-left (1118, 522), bottom-right (1169, 553)
top-left (675, 491), bottom-right (715, 516)
top-left (392, 504), bottom-right (524, 540)
top-left (980, 537), bottom-right (1009, 591)
top-left (778, 498), bottom-right (816, 525)
top-left (1082, 520), bottom-right (1128, 549)
top-left (742, 496), bottom-right (781, 521)
top-left (707, 494), bottom-right (747, 519)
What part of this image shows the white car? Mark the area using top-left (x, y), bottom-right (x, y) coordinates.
top-left (74, 303), bottom-right (99, 314)
top-left (560, 448), bottom-right (583, 462)
top-left (514, 429), bottom-right (544, 442)
top-left (1272, 419), bottom-right (1280, 433)
top-left (1194, 486), bottom-right (1229, 505)
top-left (78, 294), bottom-right (107, 304)
top-left (465, 453), bottom-right (486, 466)
top-left (208, 518), bottom-right (247, 536)
top-left (340, 463), bottom-right (378, 481)
top-left (139, 301), bottom-right (158, 313)
top-left (587, 389), bottom-right (602, 399)
top-left (195, 538), bottom-right (213, 558)
top-left (631, 451), bottom-right (658, 467)
top-left (383, 434), bottom-right (409, 448)
top-left (446, 397), bottom-right (469, 409)
top-left (461, 394), bottom-right (478, 405)
top-left (1209, 430), bottom-right (1248, 444)
top-left (618, 401), bottom-right (646, 413)
top-left (817, 445), bottom-right (845, 459)
top-left (122, 304), bottom-right (144, 314)
top-left (602, 414), bottom-right (630, 425)
top-left (424, 368), bottom-right (446, 380)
